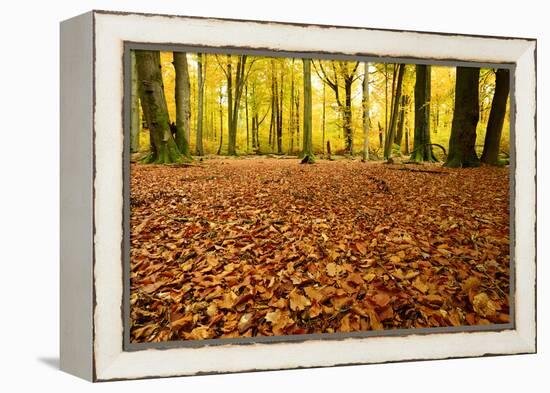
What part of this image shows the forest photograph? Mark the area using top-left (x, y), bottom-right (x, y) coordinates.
top-left (128, 49), bottom-right (511, 343)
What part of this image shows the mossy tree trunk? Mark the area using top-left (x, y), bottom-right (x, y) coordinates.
top-left (135, 50), bottom-right (184, 164)
top-left (130, 51), bottom-right (141, 153)
top-left (444, 66), bottom-right (481, 168)
top-left (300, 58), bottom-right (315, 163)
top-left (384, 64), bottom-right (405, 160)
top-left (411, 65), bottom-right (437, 162)
top-left (481, 68), bottom-right (510, 165)
top-left (172, 52), bottom-right (192, 160)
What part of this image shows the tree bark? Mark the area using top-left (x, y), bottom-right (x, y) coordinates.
top-left (289, 60), bottom-right (295, 154)
top-left (322, 83), bottom-right (326, 155)
top-left (362, 62), bottom-right (370, 161)
top-left (395, 95), bottom-right (410, 148)
top-left (226, 56), bottom-right (234, 155)
top-left (411, 65), bottom-right (437, 162)
top-left (343, 77), bottom-right (353, 155)
top-left (384, 64), bottom-right (405, 160)
top-left (295, 88), bottom-right (300, 152)
top-left (135, 50), bottom-right (184, 164)
top-left (378, 121), bottom-right (384, 151)
top-left (172, 52), bottom-right (192, 159)
top-left (277, 65), bottom-right (284, 154)
top-left (130, 51), bottom-right (141, 153)
top-left (300, 59), bottom-right (315, 163)
top-left (444, 66), bottom-right (481, 168)
top-left (195, 53), bottom-right (205, 156)
top-left (226, 55), bottom-right (249, 155)
top-left (217, 90), bottom-right (224, 155)
top-left (481, 68), bottom-right (510, 165)
top-left (245, 82), bottom-right (250, 152)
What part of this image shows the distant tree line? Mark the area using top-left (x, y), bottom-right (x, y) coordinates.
top-left (131, 50), bottom-right (510, 167)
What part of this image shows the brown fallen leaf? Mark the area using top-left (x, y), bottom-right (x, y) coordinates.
top-left (331, 295), bottom-right (353, 310)
top-left (363, 272), bottom-right (376, 282)
top-left (378, 305), bottom-right (394, 321)
top-left (472, 292), bottom-right (499, 317)
top-left (308, 302), bottom-right (323, 318)
top-left (238, 312), bottom-right (255, 333)
top-left (289, 288), bottom-right (311, 311)
top-left (326, 262), bottom-right (338, 277)
top-left (372, 293), bottom-right (391, 308)
top-left (413, 277), bottom-right (429, 294)
top-left (355, 242), bottom-right (367, 255)
top-left (133, 324), bottom-right (157, 339)
top-left (186, 326), bottom-right (214, 340)
top-left (389, 255), bottom-right (401, 264)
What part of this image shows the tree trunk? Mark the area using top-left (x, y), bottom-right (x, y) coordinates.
top-left (385, 64), bottom-right (389, 134)
top-left (444, 66), bottom-right (481, 168)
top-left (130, 50), bottom-right (141, 153)
top-left (195, 53), bottom-right (205, 156)
top-left (277, 66), bottom-right (284, 154)
top-left (322, 83), bottom-right (326, 155)
top-left (172, 52), bottom-right (192, 159)
top-left (271, 60), bottom-right (282, 154)
top-left (245, 82), bottom-right (250, 152)
top-left (411, 65), bottom-right (437, 162)
top-left (384, 64), bottom-right (405, 160)
top-left (217, 91), bottom-right (224, 155)
top-left (300, 59), bottom-right (315, 163)
top-left (289, 60), bottom-right (295, 154)
top-left (135, 50), bottom-right (184, 164)
top-left (481, 68), bottom-right (510, 165)
top-left (395, 95), bottom-right (409, 148)
top-left (404, 126), bottom-right (410, 155)
top-left (343, 78), bottom-right (353, 155)
top-left (226, 56), bottom-right (234, 155)
top-left (227, 55), bottom-right (248, 155)
top-left (295, 90), bottom-right (300, 152)
top-left (378, 121), bottom-right (384, 150)
top-left (362, 62), bottom-right (370, 161)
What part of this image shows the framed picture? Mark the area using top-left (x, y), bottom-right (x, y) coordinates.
top-left (60, 10), bottom-right (536, 382)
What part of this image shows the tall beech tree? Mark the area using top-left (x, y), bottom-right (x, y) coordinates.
top-left (130, 50), bottom-right (141, 153)
top-left (444, 66), bottom-right (481, 168)
top-left (481, 68), bottom-right (510, 165)
top-left (300, 58), bottom-right (315, 163)
top-left (172, 52), bottom-right (192, 159)
top-left (135, 50), bottom-right (184, 164)
top-left (362, 62), bottom-right (370, 161)
top-left (216, 54), bottom-right (254, 155)
top-left (395, 95), bottom-right (410, 148)
top-left (196, 53), bottom-right (205, 156)
top-left (411, 65), bottom-right (437, 162)
top-left (313, 60), bottom-right (360, 155)
top-left (384, 64), bottom-right (405, 160)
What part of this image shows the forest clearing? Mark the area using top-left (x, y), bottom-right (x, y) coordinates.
top-left (130, 158), bottom-right (510, 342)
top-left (128, 49), bottom-right (511, 343)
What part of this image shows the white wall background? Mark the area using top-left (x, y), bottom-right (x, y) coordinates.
top-left (0, 0), bottom-right (545, 391)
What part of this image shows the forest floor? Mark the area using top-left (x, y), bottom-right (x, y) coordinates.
top-left (130, 157), bottom-right (510, 343)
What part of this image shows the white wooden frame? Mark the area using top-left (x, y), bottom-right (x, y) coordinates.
top-left (60, 10), bottom-right (536, 382)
